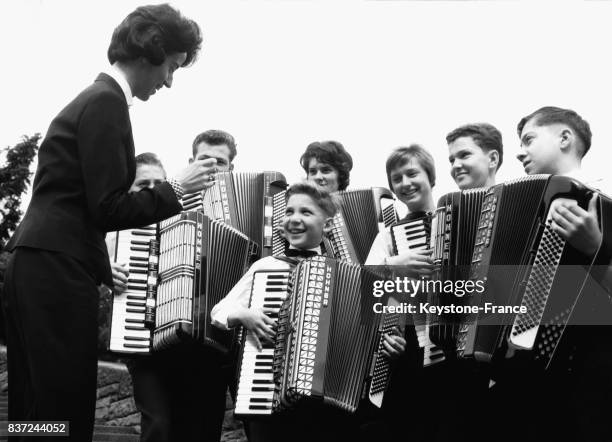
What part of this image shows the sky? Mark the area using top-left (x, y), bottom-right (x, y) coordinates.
top-left (2, 0), bottom-right (612, 210)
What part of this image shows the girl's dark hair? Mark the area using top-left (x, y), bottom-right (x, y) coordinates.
top-left (300, 140), bottom-right (353, 191)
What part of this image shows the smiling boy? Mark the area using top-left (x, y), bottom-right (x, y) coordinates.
top-left (447, 123), bottom-right (503, 190)
top-left (212, 181), bottom-right (406, 442)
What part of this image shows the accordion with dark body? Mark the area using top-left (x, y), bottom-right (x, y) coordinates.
top-left (428, 188), bottom-right (487, 350)
top-left (201, 171), bottom-right (287, 259)
top-left (108, 212), bottom-right (251, 355)
top-left (457, 175), bottom-right (610, 368)
top-left (385, 186), bottom-right (487, 366)
top-left (234, 257), bottom-right (400, 416)
top-left (327, 187), bottom-right (398, 264)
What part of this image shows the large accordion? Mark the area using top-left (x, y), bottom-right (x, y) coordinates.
top-left (387, 207), bottom-right (477, 367)
top-left (448, 175), bottom-right (611, 369)
top-left (327, 187), bottom-right (398, 264)
top-left (199, 171), bottom-right (287, 259)
top-left (427, 188), bottom-right (488, 351)
top-left (108, 212), bottom-right (251, 355)
top-left (234, 256), bottom-right (401, 416)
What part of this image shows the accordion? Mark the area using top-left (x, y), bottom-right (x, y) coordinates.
top-left (108, 212), bottom-right (251, 355)
top-left (200, 171), bottom-right (287, 259)
top-left (388, 212), bottom-right (451, 367)
top-left (507, 182), bottom-right (612, 369)
top-left (327, 187), bottom-right (398, 264)
top-left (428, 188), bottom-right (487, 351)
top-left (457, 175), bottom-right (608, 367)
top-left (234, 257), bottom-right (401, 416)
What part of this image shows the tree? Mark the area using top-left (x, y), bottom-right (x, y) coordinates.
top-left (0, 134), bottom-right (41, 251)
top-left (0, 134), bottom-right (40, 344)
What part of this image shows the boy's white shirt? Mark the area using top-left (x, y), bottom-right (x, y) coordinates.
top-left (364, 228), bottom-right (393, 265)
top-left (210, 246), bottom-right (321, 330)
top-left (562, 168), bottom-right (611, 197)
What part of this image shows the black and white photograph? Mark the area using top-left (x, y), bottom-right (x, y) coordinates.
top-left (1, 1), bottom-right (612, 441)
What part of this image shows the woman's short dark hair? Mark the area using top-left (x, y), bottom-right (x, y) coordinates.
top-left (108, 4), bottom-right (202, 67)
top-left (385, 144), bottom-right (436, 190)
top-left (299, 141), bottom-right (353, 191)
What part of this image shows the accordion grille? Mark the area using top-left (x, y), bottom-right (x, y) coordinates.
top-left (509, 219), bottom-right (565, 351)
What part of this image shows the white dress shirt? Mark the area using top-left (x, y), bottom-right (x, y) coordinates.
top-left (104, 64), bottom-right (133, 107)
top-left (211, 247), bottom-right (321, 330)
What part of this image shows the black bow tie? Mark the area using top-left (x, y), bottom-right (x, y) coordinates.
top-left (285, 249), bottom-right (319, 258)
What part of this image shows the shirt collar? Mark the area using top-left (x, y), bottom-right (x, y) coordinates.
top-left (561, 168), bottom-right (584, 181)
top-left (561, 168), bottom-right (604, 193)
top-left (104, 64), bottom-right (133, 107)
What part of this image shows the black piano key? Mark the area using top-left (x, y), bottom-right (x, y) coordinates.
top-left (129, 262), bottom-right (148, 268)
top-left (127, 285), bottom-right (146, 290)
top-left (124, 343), bottom-right (150, 349)
top-left (263, 303), bottom-right (282, 309)
top-left (130, 239), bottom-right (150, 245)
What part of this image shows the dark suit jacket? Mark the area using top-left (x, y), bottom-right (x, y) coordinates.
top-left (7, 73), bottom-right (182, 285)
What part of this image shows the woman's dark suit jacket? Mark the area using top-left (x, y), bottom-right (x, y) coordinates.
top-left (7, 73), bottom-right (182, 285)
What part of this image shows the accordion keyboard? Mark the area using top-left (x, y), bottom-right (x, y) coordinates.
top-left (109, 226), bottom-right (157, 353)
top-left (235, 270), bottom-right (291, 415)
top-left (391, 218), bottom-right (446, 366)
top-left (392, 218), bottom-right (429, 251)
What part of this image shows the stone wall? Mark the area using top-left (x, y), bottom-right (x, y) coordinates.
top-left (0, 348), bottom-right (246, 442)
top-left (95, 362), bottom-right (140, 429)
